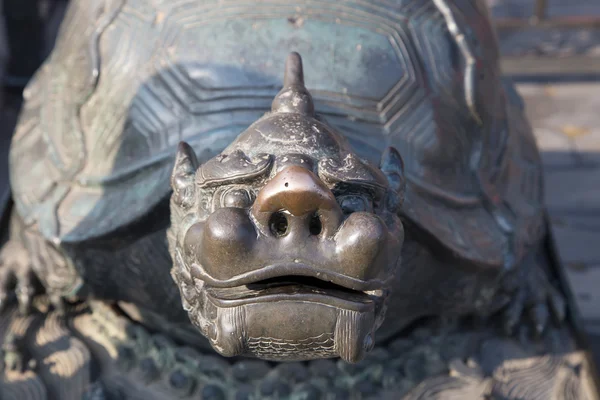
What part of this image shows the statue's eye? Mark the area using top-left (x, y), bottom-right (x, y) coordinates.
top-left (339, 195), bottom-right (372, 214)
top-left (221, 188), bottom-right (253, 209)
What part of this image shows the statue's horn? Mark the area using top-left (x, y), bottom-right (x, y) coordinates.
top-left (283, 51), bottom-right (305, 87)
top-left (271, 52), bottom-right (315, 116)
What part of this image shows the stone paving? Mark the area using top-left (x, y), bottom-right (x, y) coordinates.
top-left (498, 28), bottom-right (600, 59)
top-left (488, 0), bottom-right (600, 78)
top-left (488, 0), bottom-right (600, 18)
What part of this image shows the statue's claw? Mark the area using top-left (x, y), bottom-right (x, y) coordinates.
top-left (502, 260), bottom-right (566, 337)
top-left (15, 270), bottom-right (35, 314)
top-left (0, 241), bottom-right (38, 315)
top-left (49, 292), bottom-right (66, 317)
top-left (502, 285), bottom-right (525, 336)
top-left (528, 303), bottom-right (550, 337)
top-left (548, 286), bottom-right (567, 323)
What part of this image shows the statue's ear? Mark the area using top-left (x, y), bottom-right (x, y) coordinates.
top-left (380, 146), bottom-right (405, 211)
top-left (171, 142), bottom-right (199, 208)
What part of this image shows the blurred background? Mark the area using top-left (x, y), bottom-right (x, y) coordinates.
top-left (488, 0), bottom-right (600, 364)
top-left (0, 0), bottom-right (598, 362)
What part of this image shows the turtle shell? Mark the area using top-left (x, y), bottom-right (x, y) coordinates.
top-left (9, 0), bottom-right (543, 270)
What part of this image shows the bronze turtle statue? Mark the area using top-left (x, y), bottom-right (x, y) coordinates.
top-left (0, 0), bottom-right (596, 399)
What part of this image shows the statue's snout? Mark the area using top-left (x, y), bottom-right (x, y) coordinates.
top-left (195, 163), bottom-right (399, 284)
top-left (251, 166), bottom-right (343, 239)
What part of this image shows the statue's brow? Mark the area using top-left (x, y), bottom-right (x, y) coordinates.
top-left (197, 165), bottom-right (271, 188)
top-left (330, 180), bottom-right (387, 199)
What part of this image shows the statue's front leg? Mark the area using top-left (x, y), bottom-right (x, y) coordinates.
top-left (490, 247), bottom-right (567, 337)
top-left (0, 213), bottom-right (82, 314)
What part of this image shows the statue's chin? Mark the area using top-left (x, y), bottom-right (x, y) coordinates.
top-left (198, 285), bottom-right (380, 363)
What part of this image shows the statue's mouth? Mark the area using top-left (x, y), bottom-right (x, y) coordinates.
top-left (193, 261), bottom-right (387, 309)
top-left (207, 275), bottom-right (383, 311)
top-left (190, 261), bottom-right (387, 362)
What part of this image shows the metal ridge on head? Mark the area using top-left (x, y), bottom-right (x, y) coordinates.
top-left (271, 52), bottom-right (315, 116)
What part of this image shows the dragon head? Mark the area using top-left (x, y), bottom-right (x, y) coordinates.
top-left (168, 53), bottom-right (405, 363)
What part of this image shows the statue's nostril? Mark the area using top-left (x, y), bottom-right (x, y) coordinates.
top-left (269, 212), bottom-right (289, 237)
top-left (309, 213), bottom-right (322, 236)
